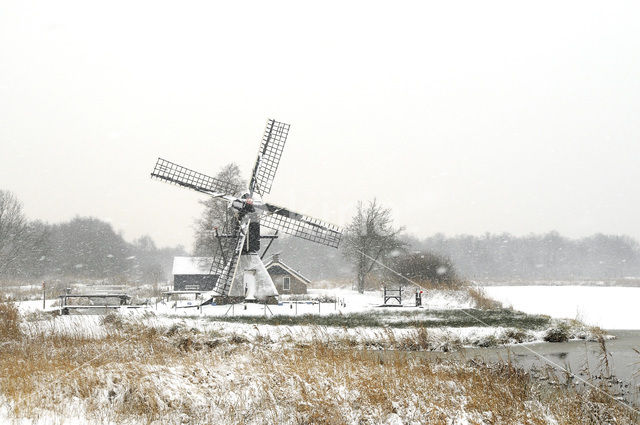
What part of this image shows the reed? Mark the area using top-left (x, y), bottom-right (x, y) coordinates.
top-left (1, 312), bottom-right (637, 424)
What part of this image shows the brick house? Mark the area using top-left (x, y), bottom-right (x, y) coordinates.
top-left (264, 253), bottom-right (310, 295)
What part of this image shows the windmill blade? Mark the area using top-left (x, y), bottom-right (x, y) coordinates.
top-left (249, 119), bottom-right (290, 196)
top-left (151, 158), bottom-right (237, 196)
top-left (261, 203), bottom-right (342, 248)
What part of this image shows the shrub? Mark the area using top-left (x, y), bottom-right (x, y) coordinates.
top-left (285, 294), bottom-right (337, 303)
top-left (387, 251), bottom-right (460, 288)
top-left (502, 328), bottom-right (530, 344)
top-left (0, 301), bottom-right (22, 341)
top-left (544, 326), bottom-right (569, 343)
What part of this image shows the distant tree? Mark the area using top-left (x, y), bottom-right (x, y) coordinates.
top-left (48, 217), bottom-right (132, 279)
top-left (342, 199), bottom-right (405, 293)
top-left (8, 220), bottom-right (51, 279)
top-left (268, 235), bottom-right (353, 281)
top-left (388, 251), bottom-right (459, 288)
top-left (193, 163), bottom-right (246, 256)
top-left (133, 235), bottom-right (157, 252)
top-left (0, 190), bottom-right (28, 275)
top-left (142, 263), bottom-right (165, 295)
top-left (0, 191), bottom-right (48, 278)
top-left (0, 192), bottom-right (187, 283)
top-left (412, 231), bottom-right (640, 280)
top-left (129, 234), bottom-right (183, 287)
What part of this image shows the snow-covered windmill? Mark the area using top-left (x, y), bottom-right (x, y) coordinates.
top-left (151, 119), bottom-right (342, 303)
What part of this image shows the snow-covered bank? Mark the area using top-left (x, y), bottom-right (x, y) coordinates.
top-left (13, 287), bottom-right (606, 347)
top-left (2, 309), bottom-right (634, 425)
top-left (483, 285), bottom-right (640, 330)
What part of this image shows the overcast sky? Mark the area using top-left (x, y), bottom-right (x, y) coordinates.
top-left (1, 1), bottom-right (639, 249)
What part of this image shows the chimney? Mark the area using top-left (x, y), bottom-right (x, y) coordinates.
top-left (272, 253), bottom-right (280, 263)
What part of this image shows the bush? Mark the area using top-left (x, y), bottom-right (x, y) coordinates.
top-left (388, 251), bottom-right (460, 288)
top-left (0, 301), bottom-right (22, 341)
top-left (285, 294), bottom-right (337, 303)
top-left (544, 326), bottom-right (569, 343)
top-left (502, 328), bottom-right (530, 344)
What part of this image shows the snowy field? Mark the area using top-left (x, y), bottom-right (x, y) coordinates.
top-left (14, 288), bottom-right (474, 317)
top-left (13, 289), bottom-right (515, 349)
top-left (483, 285), bottom-right (640, 330)
top-left (12, 287), bottom-right (600, 349)
top-left (156, 287), bottom-right (474, 316)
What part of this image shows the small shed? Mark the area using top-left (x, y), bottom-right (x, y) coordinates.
top-left (264, 254), bottom-right (310, 295)
top-left (172, 257), bottom-right (217, 291)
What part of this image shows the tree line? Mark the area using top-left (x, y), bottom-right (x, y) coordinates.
top-left (7, 158), bottom-right (637, 290)
top-left (0, 190), bottom-right (185, 284)
top-left (407, 231), bottom-right (640, 280)
top-left (190, 162), bottom-right (640, 286)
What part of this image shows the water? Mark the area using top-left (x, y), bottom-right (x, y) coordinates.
top-left (480, 285), bottom-right (640, 401)
top-left (459, 330), bottom-right (640, 397)
top-left (370, 330), bottom-right (640, 405)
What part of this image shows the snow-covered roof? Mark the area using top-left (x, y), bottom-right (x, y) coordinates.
top-left (172, 257), bottom-right (215, 275)
top-left (264, 257), bottom-right (311, 284)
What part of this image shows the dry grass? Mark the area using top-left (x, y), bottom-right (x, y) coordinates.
top-left (1, 311), bottom-right (638, 424)
top-left (0, 300), bottom-right (22, 342)
top-left (394, 279), bottom-right (503, 310)
top-left (466, 286), bottom-right (503, 309)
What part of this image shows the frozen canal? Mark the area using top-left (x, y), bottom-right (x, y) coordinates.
top-left (483, 285), bottom-right (640, 330)
top-left (477, 284), bottom-right (640, 403)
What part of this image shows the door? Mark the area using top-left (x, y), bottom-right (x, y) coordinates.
top-left (244, 269), bottom-right (257, 300)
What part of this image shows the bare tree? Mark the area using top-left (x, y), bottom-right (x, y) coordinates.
top-left (193, 163), bottom-right (246, 256)
top-left (0, 191), bottom-right (32, 276)
top-left (342, 199), bottom-right (405, 293)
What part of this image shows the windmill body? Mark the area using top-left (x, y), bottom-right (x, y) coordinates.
top-left (151, 119), bottom-right (342, 303)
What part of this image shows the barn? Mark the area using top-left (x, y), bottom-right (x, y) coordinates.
top-left (264, 253), bottom-right (310, 295)
top-left (172, 257), bottom-right (217, 291)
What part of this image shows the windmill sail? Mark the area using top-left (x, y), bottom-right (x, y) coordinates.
top-left (262, 203), bottom-right (342, 248)
top-left (151, 158), bottom-right (236, 196)
top-left (249, 119), bottom-right (290, 196)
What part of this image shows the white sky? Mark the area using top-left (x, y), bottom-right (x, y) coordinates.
top-left (1, 1), bottom-right (639, 249)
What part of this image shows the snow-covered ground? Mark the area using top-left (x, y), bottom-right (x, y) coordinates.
top-left (3, 287), bottom-right (628, 424)
top-left (13, 287), bottom-right (594, 350)
top-left (149, 287), bottom-right (474, 317)
top-left (483, 285), bottom-right (640, 330)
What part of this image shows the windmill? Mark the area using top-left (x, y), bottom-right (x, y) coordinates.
top-left (151, 119), bottom-right (342, 303)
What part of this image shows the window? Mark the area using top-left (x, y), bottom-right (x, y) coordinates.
top-left (283, 276), bottom-right (290, 291)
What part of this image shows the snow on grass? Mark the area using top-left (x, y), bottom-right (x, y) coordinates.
top-left (2, 327), bottom-right (633, 424)
top-left (22, 314), bottom-right (108, 339)
top-left (12, 287), bottom-right (597, 350)
top-left (2, 299), bottom-right (635, 425)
